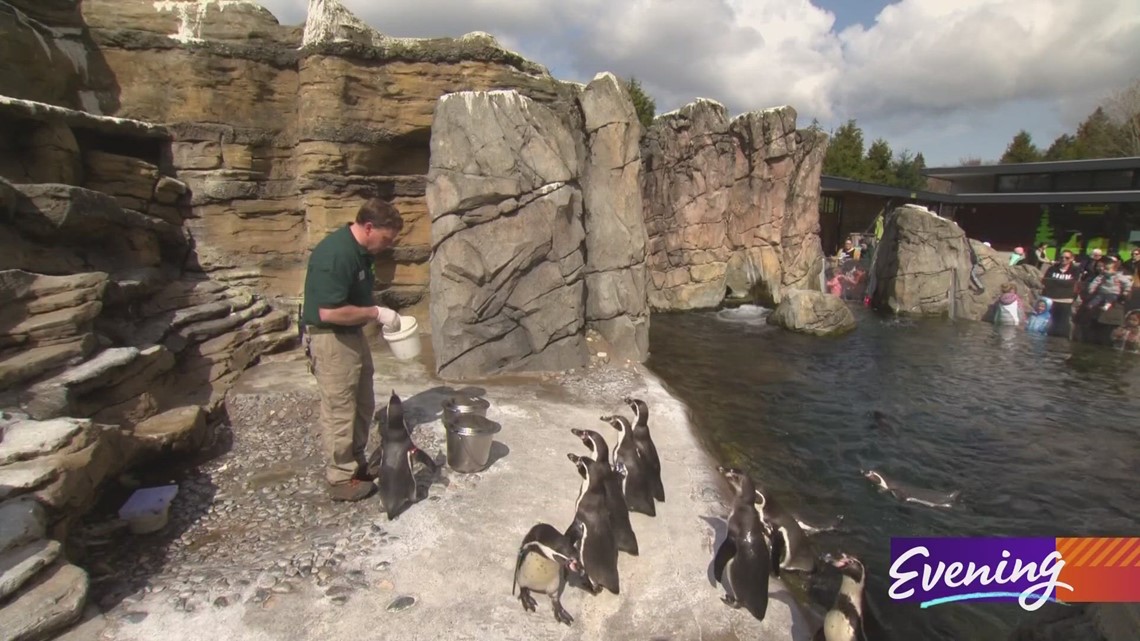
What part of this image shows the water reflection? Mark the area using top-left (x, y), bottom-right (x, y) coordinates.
top-left (647, 305), bottom-right (1140, 641)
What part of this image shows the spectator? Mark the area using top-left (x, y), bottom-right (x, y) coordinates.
top-left (825, 269), bottom-right (844, 297)
top-left (1111, 311), bottom-right (1140, 352)
top-left (1041, 250), bottom-right (1081, 339)
top-left (1025, 298), bottom-right (1052, 334)
top-left (1009, 247), bottom-right (1026, 266)
top-left (1123, 247), bottom-right (1140, 274)
top-left (1075, 256), bottom-right (1131, 344)
top-left (1034, 243), bottom-right (1051, 268)
top-left (992, 282), bottom-right (1027, 326)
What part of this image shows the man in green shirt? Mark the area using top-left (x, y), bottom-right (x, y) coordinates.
top-left (302, 198), bottom-right (404, 502)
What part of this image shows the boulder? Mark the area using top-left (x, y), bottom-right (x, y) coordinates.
top-left (0, 562), bottom-right (88, 641)
top-left (20, 349), bottom-right (140, 420)
top-left (0, 498), bottom-right (46, 555)
top-left (767, 289), bottom-right (857, 336)
top-left (131, 405), bottom-right (206, 456)
top-left (869, 205), bottom-right (1041, 319)
top-left (641, 101), bottom-right (827, 311)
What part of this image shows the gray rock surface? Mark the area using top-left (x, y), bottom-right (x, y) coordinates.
top-left (0, 457), bottom-right (60, 500)
top-left (74, 348), bottom-right (811, 641)
top-left (0, 497), bottom-right (46, 555)
top-left (0, 539), bottom-right (61, 600)
top-left (870, 205), bottom-right (1042, 319)
top-left (767, 289), bottom-right (857, 336)
top-left (0, 562), bottom-right (88, 641)
top-left (0, 418), bottom-right (85, 465)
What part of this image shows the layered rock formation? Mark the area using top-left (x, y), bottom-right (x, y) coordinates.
top-left (641, 100), bottom-right (827, 310)
top-left (869, 204), bottom-right (1042, 319)
top-left (427, 75), bottom-right (650, 379)
top-left (767, 289), bottom-right (856, 336)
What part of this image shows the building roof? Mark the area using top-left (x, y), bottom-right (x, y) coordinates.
top-left (924, 156), bottom-right (1140, 179)
top-left (821, 175), bottom-right (1140, 205)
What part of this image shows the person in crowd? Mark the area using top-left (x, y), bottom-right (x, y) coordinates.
top-left (1009, 246), bottom-right (1026, 266)
top-left (1079, 248), bottom-right (1104, 282)
top-left (826, 268), bottom-right (844, 297)
top-left (1075, 256), bottom-right (1131, 345)
top-left (1025, 298), bottom-right (1052, 334)
top-left (1041, 250), bottom-right (1081, 339)
top-left (837, 238), bottom-right (858, 262)
top-left (1123, 247), bottom-right (1140, 274)
top-left (992, 282), bottom-right (1027, 326)
top-left (1034, 243), bottom-right (1052, 268)
top-left (1111, 311), bottom-right (1140, 352)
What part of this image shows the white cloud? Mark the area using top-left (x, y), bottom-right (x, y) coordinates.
top-left (257, 0), bottom-right (1140, 156)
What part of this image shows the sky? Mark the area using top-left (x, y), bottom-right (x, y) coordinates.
top-left (259, 0), bottom-right (1140, 167)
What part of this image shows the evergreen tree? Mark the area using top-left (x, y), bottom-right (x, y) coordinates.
top-left (1074, 107), bottom-right (1125, 158)
top-left (891, 149), bottom-right (927, 190)
top-left (1000, 130), bottom-right (1043, 163)
top-left (1034, 211), bottom-right (1054, 248)
top-left (1044, 134), bottom-right (1080, 161)
top-left (864, 138), bottom-right (894, 184)
top-left (822, 120), bottom-right (867, 180)
top-left (624, 77), bottom-right (656, 130)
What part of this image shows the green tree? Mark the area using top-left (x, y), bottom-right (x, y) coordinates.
top-left (1074, 107), bottom-right (1125, 158)
top-left (890, 150), bottom-right (927, 190)
top-left (864, 138), bottom-right (894, 184)
top-left (623, 77), bottom-right (656, 130)
top-left (1000, 130), bottom-right (1043, 163)
top-left (822, 119), bottom-right (867, 180)
top-left (1034, 211), bottom-right (1054, 249)
top-left (1044, 134), bottom-right (1080, 161)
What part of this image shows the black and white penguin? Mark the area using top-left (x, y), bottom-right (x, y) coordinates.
top-left (600, 415), bottom-right (655, 517)
top-left (571, 428), bottom-right (638, 556)
top-left (714, 466), bottom-right (776, 622)
top-left (371, 390), bottom-right (438, 520)
top-left (753, 486), bottom-right (817, 574)
top-left (863, 469), bottom-right (960, 508)
top-left (623, 397), bottom-right (664, 503)
top-left (512, 523), bottom-right (584, 626)
top-left (813, 553), bottom-right (868, 641)
top-left (566, 453), bottom-right (620, 595)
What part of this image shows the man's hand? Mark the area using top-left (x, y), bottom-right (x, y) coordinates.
top-left (375, 306), bottom-right (401, 332)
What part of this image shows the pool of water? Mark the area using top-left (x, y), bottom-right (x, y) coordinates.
top-left (646, 304), bottom-right (1140, 640)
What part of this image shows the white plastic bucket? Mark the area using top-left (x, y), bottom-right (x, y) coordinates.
top-left (382, 315), bottom-right (422, 361)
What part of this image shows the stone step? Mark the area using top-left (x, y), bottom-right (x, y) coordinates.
top-left (0, 271), bottom-right (108, 307)
top-left (0, 457), bottom-right (60, 500)
top-left (20, 349), bottom-right (140, 420)
top-left (0, 562), bottom-right (88, 641)
top-left (0, 539), bottom-right (61, 601)
top-left (0, 335), bottom-right (95, 390)
top-left (0, 497), bottom-right (46, 556)
top-left (0, 418), bottom-right (85, 466)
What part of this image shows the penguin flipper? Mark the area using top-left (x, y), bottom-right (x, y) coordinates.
top-left (713, 538), bottom-right (736, 582)
top-left (769, 529), bottom-right (785, 578)
top-left (411, 447), bottom-right (438, 473)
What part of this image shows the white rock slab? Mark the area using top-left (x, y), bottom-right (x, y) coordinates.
top-left (0, 562), bottom-right (88, 641)
top-left (0, 458), bottom-right (59, 500)
top-left (0, 418), bottom-right (86, 466)
top-left (0, 539), bottom-right (61, 600)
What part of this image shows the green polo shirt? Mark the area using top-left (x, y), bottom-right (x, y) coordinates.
top-left (302, 224), bottom-right (375, 329)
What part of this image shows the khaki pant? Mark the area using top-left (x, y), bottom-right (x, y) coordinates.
top-left (307, 331), bottom-right (374, 485)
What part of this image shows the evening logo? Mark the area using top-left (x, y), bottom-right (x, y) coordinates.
top-left (889, 537), bottom-right (1140, 610)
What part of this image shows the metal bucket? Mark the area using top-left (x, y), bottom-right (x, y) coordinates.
top-left (444, 414), bottom-right (501, 473)
top-left (442, 395), bottom-right (490, 426)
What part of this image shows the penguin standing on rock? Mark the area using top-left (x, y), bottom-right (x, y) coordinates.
top-left (714, 466), bottom-right (777, 622)
top-left (571, 428), bottom-right (638, 556)
top-left (813, 553), bottom-right (868, 641)
top-left (600, 415), bottom-right (655, 517)
top-left (370, 390), bottom-right (438, 521)
top-left (623, 397), bottom-right (664, 503)
top-left (566, 453), bottom-right (620, 595)
top-left (512, 523), bottom-right (585, 626)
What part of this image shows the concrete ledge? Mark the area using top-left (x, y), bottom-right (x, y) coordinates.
top-left (97, 348), bottom-right (811, 640)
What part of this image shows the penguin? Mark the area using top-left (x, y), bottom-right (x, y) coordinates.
top-left (565, 453), bottom-right (620, 595)
top-left (863, 469), bottom-right (960, 508)
top-left (752, 484), bottom-right (816, 573)
top-left (371, 390), bottom-right (438, 520)
top-left (600, 415), bottom-right (655, 517)
top-left (512, 523), bottom-right (584, 626)
top-left (570, 428), bottom-right (638, 556)
top-left (623, 397), bottom-right (665, 502)
top-left (713, 466), bottom-right (777, 622)
top-left (813, 553), bottom-right (868, 641)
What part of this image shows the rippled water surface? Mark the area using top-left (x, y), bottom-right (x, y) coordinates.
top-left (646, 305), bottom-right (1140, 641)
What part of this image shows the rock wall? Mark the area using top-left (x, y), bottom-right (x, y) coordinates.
top-left (640, 100), bottom-right (827, 310)
top-left (427, 74), bottom-right (650, 379)
top-left (869, 204), bottom-right (1042, 319)
top-left (58, 0), bottom-right (570, 325)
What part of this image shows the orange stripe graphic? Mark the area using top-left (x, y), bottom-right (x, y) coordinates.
top-left (1105, 539), bottom-right (1137, 567)
top-left (1064, 537), bottom-right (1095, 562)
top-left (1072, 539), bottom-right (1109, 567)
top-left (1090, 538), bottom-right (1124, 567)
top-left (1124, 544), bottom-right (1140, 568)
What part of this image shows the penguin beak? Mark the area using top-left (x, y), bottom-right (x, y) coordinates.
top-left (570, 428), bottom-right (584, 437)
top-left (566, 453), bottom-right (578, 463)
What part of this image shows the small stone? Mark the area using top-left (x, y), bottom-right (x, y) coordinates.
top-left (376, 580), bottom-right (394, 591)
top-left (213, 596), bottom-right (229, 608)
top-left (122, 611), bottom-right (148, 624)
top-left (386, 595), bottom-right (416, 612)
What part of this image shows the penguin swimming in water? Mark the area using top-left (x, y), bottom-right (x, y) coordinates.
top-left (714, 466), bottom-right (777, 622)
top-left (566, 453), bottom-right (620, 595)
top-left (863, 469), bottom-right (960, 508)
top-left (623, 397), bottom-right (664, 502)
top-left (512, 523), bottom-right (585, 626)
top-left (813, 553), bottom-right (868, 641)
top-left (571, 428), bottom-right (638, 556)
top-left (752, 484), bottom-right (816, 573)
top-left (371, 390), bottom-right (438, 520)
top-left (600, 415), bottom-right (656, 517)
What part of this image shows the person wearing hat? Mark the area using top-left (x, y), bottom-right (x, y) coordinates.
top-left (302, 197), bottom-right (405, 502)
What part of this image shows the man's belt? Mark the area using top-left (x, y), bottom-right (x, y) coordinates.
top-left (304, 325), bottom-right (363, 335)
